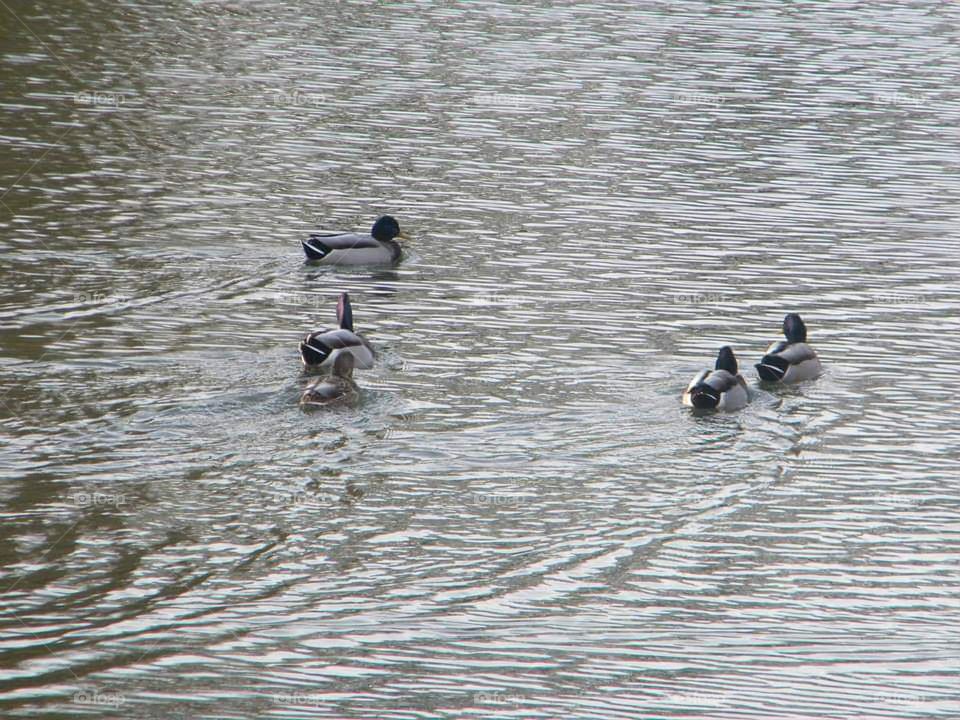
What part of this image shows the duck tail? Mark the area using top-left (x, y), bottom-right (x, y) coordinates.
top-left (755, 355), bottom-right (788, 382)
top-left (302, 235), bottom-right (331, 261)
top-left (337, 293), bottom-right (354, 331)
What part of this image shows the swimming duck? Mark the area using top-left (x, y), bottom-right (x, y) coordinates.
top-left (300, 353), bottom-right (358, 407)
top-left (755, 313), bottom-right (822, 383)
top-left (299, 292), bottom-right (375, 371)
top-left (302, 215), bottom-right (403, 265)
top-left (683, 346), bottom-right (750, 411)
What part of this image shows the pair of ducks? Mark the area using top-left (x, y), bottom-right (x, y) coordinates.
top-left (682, 313), bottom-right (822, 411)
top-left (298, 293), bottom-right (374, 407)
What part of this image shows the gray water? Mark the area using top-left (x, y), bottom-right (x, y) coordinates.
top-left (2, 1), bottom-right (959, 718)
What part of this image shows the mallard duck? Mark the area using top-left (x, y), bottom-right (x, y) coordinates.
top-left (300, 353), bottom-right (358, 407)
top-left (755, 313), bottom-right (822, 383)
top-left (683, 346), bottom-right (750, 411)
top-left (301, 215), bottom-right (403, 265)
top-left (299, 292), bottom-right (375, 370)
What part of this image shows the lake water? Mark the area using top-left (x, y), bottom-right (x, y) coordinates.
top-left (1, 1), bottom-right (959, 718)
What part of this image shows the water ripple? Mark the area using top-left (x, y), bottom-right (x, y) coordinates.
top-left (2, 0), bottom-right (959, 718)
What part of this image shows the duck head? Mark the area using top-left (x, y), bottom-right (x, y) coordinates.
top-left (715, 345), bottom-right (738, 374)
top-left (337, 292), bottom-right (354, 331)
top-left (783, 313), bottom-right (807, 343)
top-left (333, 352), bottom-right (355, 379)
top-left (371, 215), bottom-right (401, 242)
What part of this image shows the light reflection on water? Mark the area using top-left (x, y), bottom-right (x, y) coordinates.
top-left (1, 0), bottom-right (959, 718)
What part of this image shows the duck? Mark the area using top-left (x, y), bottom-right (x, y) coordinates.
top-left (300, 353), bottom-right (358, 407)
top-left (301, 215), bottom-right (403, 265)
top-left (299, 292), bottom-right (375, 371)
top-left (682, 346), bottom-right (750, 411)
top-left (755, 313), bottom-right (822, 383)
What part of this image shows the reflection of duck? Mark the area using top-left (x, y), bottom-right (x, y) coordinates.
top-left (299, 292), bottom-right (375, 371)
top-left (683, 346), bottom-right (749, 411)
top-left (756, 313), bottom-right (822, 383)
top-left (300, 354), bottom-right (358, 407)
top-left (301, 216), bottom-right (403, 265)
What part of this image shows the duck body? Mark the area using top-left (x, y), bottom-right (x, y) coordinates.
top-left (302, 216), bottom-right (402, 265)
top-left (299, 293), bottom-right (375, 371)
top-left (755, 314), bottom-right (822, 383)
top-left (683, 346), bottom-right (749, 411)
top-left (300, 353), bottom-right (358, 407)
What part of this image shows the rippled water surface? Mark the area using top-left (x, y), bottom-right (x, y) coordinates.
top-left (2, 1), bottom-right (959, 717)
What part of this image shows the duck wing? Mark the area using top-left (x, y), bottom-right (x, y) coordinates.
top-left (300, 329), bottom-right (375, 369)
top-left (685, 368), bottom-right (743, 409)
top-left (703, 369), bottom-right (740, 394)
top-left (711, 370), bottom-right (748, 410)
top-left (302, 233), bottom-right (380, 261)
top-left (756, 341), bottom-right (819, 381)
top-left (776, 342), bottom-right (818, 365)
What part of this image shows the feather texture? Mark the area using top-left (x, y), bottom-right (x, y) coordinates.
top-left (756, 314), bottom-right (822, 383)
top-left (683, 347), bottom-right (749, 411)
top-left (299, 293), bottom-right (376, 370)
top-left (302, 216), bottom-right (403, 265)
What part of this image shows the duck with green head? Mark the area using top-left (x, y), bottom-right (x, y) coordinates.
top-left (755, 313), bottom-right (822, 383)
top-left (299, 292), bottom-right (375, 371)
top-left (683, 346), bottom-right (750, 411)
top-left (301, 215), bottom-right (404, 265)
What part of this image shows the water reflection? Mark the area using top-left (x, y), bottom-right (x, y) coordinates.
top-left (2, 0), bottom-right (960, 718)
